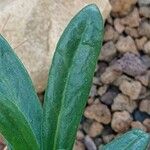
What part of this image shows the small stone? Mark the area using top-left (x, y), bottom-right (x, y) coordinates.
top-left (101, 67), bottom-right (121, 84)
top-left (144, 41), bottom-right (150, 55)
top-left (111, 111), bottom-right (133, 133)
top-left (135, 37), bottom-right (147, 50)
top-left (133, 109), bottom-right (150, 122)
top-left (101, 87), bottom-right (119, 105)
top-left (114, 18), bottom-right (125, 33)
top-left (102, 134), bottom-right (115, 144)
top-left (131, 121), bottom-right (147, 131)
top-left (141, 55), bottom-right (150, 68)
top-left (100, 41), bottom-right (117, 62)
top-left (111, 94), bottom-right (137, 113)
top-left (88, 122), bottom-right (104, 138)
top-left (139, 6), bottom-right (150, 18)
top-left (92, 77), bottom-right (100, 85)
top-left (84, 136), bottom-right (96, 150)
top-left (143, 119), bottom-right (150, 132)
top-left (113, 53), bottom-right (147, 77)
top-left (116, 36), bottom-right (138, 54)
top-left (76, 130), bottom-right (84, 141)
top-left (113, 75), bottom-right (132, 87)
top-left (138, 0), bottom-right (150, 6)
top-left (139, 99), bottom-right (150, 115)
top-left (95, 62), bottom-right (108, 77)
top-left (120, 8), bottom-right (140, 27)
top-left (125, 27), bottom-right (139, 38)
top-left (104, 25), bottom-right (119, 42)
top-left (84, 102), bottom-right (111, 124)
top-left (88, 98), bottom-right (94, 105)
top-left (138, 21), bottom-right (150, 39)
top-left (119, 79), bottom-right (142, 100)
top-left (73, 141), bottom-right (85, 150)
top-left (89, 85), bottom-right (97, 98)
top-left (110, 0), bottom-right (137, 16)
top-left (97, 85), bottom-right (108, 96)
top-left (136, 71), bottom-right (150, 86)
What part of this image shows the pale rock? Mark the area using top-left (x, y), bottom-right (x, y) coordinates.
top-left (89, 85), bottom-right (97, 98)
top-left (125, 27), bottom-right (139, 38)
top-left (138, 0), bottom-right (150, 6)
top-left (111, 111), bottom-right (132, 133)
top-left (73, 141), bottom-right (85, 150)
top-left (135, 37), bottom-right (147, 50)
top-left (139, 99), bottom-right (150, 115)
top-left (131, 121), bottom-right (147, 131)
top-left (113, 75), bottom-right (132, 87)
top-left (138, 21), bottom-right (150, 39)
top-left (100, 41), bottom-right (117, 62)
top-left (76, 130), bottom-right (85, 141)
top-left (119, 79), bottom-right (142, 100)
top-left (139, 6), bottom-right (150, 18)
top-left (102, 134), bottom-right (115, 144)
top-left (116, 36), bottom-right (138, 54)
top-left (114, 18), bottom-right (125, 33)
top-left (120, 8), bottom-right (140, 27)
top-left (104, 25), bottom-right (119, 42)
top-left (84, 102), bottom-right (111, 124)
top-left (111, 94), bottom-right (137, 113)
top-left (88, 122), bottom-right (103, 138)
top-left (87, 98), bottom-right (94, 105)
top-left (97, 85), bottom-right (108, 96)
top-left (144, 41), bottom-right (150, 55)
top-left (101, 67), bottom-right (121, 84)
top-left (0, 0), bottom-right (111, 92)
top-left (110, 0), bottom-right (137, 16)
top-left (143, 119), bottom-right (150, 132)
top-left (136, 71), bottom-right (150, 86)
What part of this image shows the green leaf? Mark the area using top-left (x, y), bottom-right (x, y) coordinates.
top-left (0, 35), bottom-right (43, 149)
top-left (43, 4), bottom-right (104, 150)
top-left (101, 129), bottom-right (150, 150)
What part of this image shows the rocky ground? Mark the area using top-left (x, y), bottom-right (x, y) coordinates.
top-left (0, 0), bottom-right (150, 150)
top-left (74, 0), bottom-right (150, 149)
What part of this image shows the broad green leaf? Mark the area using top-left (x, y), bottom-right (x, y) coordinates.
top-left (101, 129), bottom-right (150, 150)
top-left (43, 4), bottom-right (104, 150)
top-left (0, 35), bottom-right (43, 149)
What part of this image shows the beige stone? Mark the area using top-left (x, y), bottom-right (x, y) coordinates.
top-left (131, 121), bottom-right (147, 131)
top-left (111, 94), bottom-right (137, 113)
top-left (120, 8), bottom-right (140, 27)
top-left (88, 122), bottom-right (103, 137)
top-left (84, 102), bottom-right (111, 124)
top-left (119, 80), bottom-right (142, 100)
top-left (110, 0), bottom-right (137, 16)
top-left (143, 119), bottom-right (150, 132)
top-left (135, 37), bottom-right (147, 50)
top-left (100, 41), bottom-right (117, 62)
top-left (139, 99), bottom-right (150, 115)
top-left (144, 41), bottom-right (150, 55)
top-left (111, 111), bottom-right (132, 133)
top-left (101, 67), bottom-right (121, 84)
top-left (0, 0), bottom-right (111, 92)
top-left (73, 141), bottom-right (85, 150)
top-left (116, 36), bottom-right (138, 54)
top-left (104, 25), bottom-right (119, 42)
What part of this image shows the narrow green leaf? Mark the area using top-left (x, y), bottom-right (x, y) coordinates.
top-left (43, 4), bottom-right (104, 150)
top-left (101, 129), bottom-right (150, 150)
top-left (0, 35), bottom-right (43, 149)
